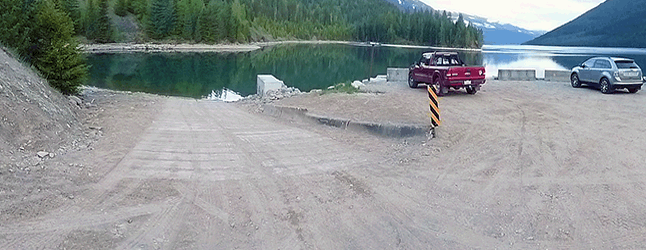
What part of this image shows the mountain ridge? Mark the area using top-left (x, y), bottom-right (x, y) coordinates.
top-left (385, 0), bottom-right (545, 44)
top-left (447, 12), bottom-right (545, 45)
top-left (524, 0), bottom-right (646, 48)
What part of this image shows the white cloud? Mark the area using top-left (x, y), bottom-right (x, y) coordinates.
top-left (420, 0), bottom-right (604, 31)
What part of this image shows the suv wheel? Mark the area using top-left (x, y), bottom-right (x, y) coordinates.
top-left (600, 78), bottom-right (613, 94)
top-left (628, 87), bottom-right (640, 93)
top-left (408, 74), bottom-right (418, 88)
top-left (571, 73), bottom-right (581, 88)
top-left (466, 86), bottom-right (477, 94)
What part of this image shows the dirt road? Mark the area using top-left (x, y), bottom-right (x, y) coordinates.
top-left (2, 80), bottom-right (646, 249)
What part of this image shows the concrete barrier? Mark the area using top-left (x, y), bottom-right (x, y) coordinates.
top-left (257, 75), bottom-right (285, 97)
top-left (498, 69), bottom-right (536, 81)
top-left (544, 69), bottom-right (571, 82)
top-left (387, 68), bottom-right (408, 82)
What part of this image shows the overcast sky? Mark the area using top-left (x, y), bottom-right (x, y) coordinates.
top-left (420, 0), bottom-right (605, 31)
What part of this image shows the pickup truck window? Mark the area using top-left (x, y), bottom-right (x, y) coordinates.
top-left (435, 55), bottom-right (463, 66)
top-left (419, 57), bottom-right (431, 66)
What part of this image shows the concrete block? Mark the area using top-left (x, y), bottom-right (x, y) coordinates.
top-left (498, 69), bottom-right (536, 81)
top-left (257, 75), bottom-right (285, 97)
top-left (387, 68), bottom-right (409, 82)
top-left (544, 69), bottom-right (571, 82)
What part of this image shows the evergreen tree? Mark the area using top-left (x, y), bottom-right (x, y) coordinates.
top-left (59, 0), bottom-right (82, 33)
top-left (454, 14), bottom-right (466, 47)
top-left (83, 0), bottom-right (99, 40)
top-left (0, 0), bottom-right (34, 57)
top-left (33, 0), bottom-right (87, 94)
top-left (130, 0), bottom-right (150, 22)
top-left (196, 1), bottom-right (232, 42)
top-left (230, 0), bottom-right (249, 42)
top-left (177, 0), bottom-right (203, 40)
top-left (115, 0), bottom-right (130, 17)
top-left (95, 0), bottom-right (113, 43)
top-left (149, 0), bottom-right (175, 39)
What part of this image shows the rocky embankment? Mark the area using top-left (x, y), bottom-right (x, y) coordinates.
top-left (0, 47), bottom-right (94, 167)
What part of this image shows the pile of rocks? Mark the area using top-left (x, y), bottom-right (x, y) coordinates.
top-left (68, 93), bottom-right (96, 109)
top-left (264, 87), bottom-right (302, 100)
top-left (241, 85), bottom-right (304, 104)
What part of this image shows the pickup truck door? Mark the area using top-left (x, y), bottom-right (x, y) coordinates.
top-left (420, 57), bottom-right (433, 83)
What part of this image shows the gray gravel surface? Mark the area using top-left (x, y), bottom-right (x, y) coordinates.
top-left (3, 51), bottom-right (646, 249)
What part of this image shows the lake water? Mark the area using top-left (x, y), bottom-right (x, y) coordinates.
top-left (86, 44), bottom-right (646, 99)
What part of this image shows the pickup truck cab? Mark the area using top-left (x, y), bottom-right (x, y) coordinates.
top-left (408, 52), bottom-right (486, 95)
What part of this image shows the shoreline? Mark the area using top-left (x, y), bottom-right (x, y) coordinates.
top-left (80, 40), bottom-right (357, 53)
top-left (79, 40), bottom-right (481, 53)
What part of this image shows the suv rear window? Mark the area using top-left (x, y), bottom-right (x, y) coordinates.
top-left (615, 60), bottom-right (639, 69)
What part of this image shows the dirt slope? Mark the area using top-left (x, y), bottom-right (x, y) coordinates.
top-left (0, 47), bottom-right (85, 166)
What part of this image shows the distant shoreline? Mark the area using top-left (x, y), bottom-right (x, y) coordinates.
top-left (80, 41), bottom-right (482, 53)
top-left (80, 41), bottom-right (354, 53)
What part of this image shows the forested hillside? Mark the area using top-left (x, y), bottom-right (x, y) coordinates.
top-left (73, 0), bottom-right (484, 48)
top-left (524, 0), bottom-right (646, 48)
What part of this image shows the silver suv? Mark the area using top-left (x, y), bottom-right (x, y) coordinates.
top-left (570, 57), bottom-right (645, 94)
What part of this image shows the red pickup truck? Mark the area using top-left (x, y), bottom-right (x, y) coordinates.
top-left (408, 52), bottom-right (486, 95)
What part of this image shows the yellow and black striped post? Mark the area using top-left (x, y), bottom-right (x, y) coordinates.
top-left (427, 85), bottom-right (441, 129)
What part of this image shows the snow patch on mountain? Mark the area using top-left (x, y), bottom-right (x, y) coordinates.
top-left (447, 12), bottom-right (546, 45)
top-left (384, 0), bottom-right (545, 45)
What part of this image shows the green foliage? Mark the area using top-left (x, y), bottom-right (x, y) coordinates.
top-left (130, 0), bottom-right (150, 22)
top-left (149, 0), bottom-right (175, 39)
top-left (230, 0), bottom-right (249, 42)
top-left (83, 0), bottom-right (113, 43)
top-left (115, 0), bottom-right (129, 16)
top-left (0, 0), bottom-right (88, 95)
top-left (196, 1), bottom-right (231, 42)
top-left (59, 0), bottom-right (82, 33)
top-left (176, 0), bottom-right (203, 40)
top-left (0, 0), bottom-right (34, 58)
top-left (96, 0), bottom-right (113, 42)
top-left (323, 82), bottom-right (359, 94)
top-left (34, 0), bottom-right (88, 94)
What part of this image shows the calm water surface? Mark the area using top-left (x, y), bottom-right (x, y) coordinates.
top-left (86, 44), bottom-right (646, 99)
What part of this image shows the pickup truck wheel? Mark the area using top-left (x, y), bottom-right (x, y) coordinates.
top-left (432, 78), bottom-right (444, 96)
top-left (600, 78), bottom-right (613, 94)
top-left (628, 87), bottom-right (639, 93)
top-left (466, 86), bottom-right (477, 94)
top-left (571, 73), bottom-right (581, 88)
top-left (408, 74), bottom-right (418, 88)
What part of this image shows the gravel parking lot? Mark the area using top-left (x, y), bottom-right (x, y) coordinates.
top-left (270, 79), bottom-right (646, 248)
top-left (2, 77), bottom-right (646, 249)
